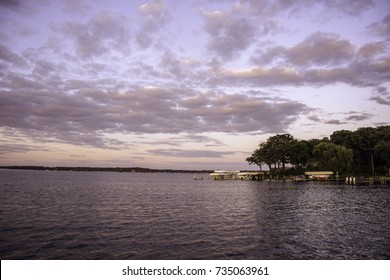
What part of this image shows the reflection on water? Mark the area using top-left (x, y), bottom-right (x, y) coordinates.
top-left (0, 170), bottom-right (389, 259)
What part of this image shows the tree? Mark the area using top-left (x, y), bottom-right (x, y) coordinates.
top-left (262, 133), bottom-right (295, 175)
top-left (313, 142), bottom-right (353, 174)
top-left (330, 130), bottom-right (355, 148)
top-left (375, 126), bottom-right (390, 174)
top-left (247, 126), bottom-right (390, 176)
top-left (246, 148), bottom-right (263, 170)
top-left (354, 127), bottom-right (379, 175)
top-left (375, 140), bottom-right (390, 174)
top-left (331, 126), bottom-right (390, 174)
top-left (246, 142), bottom-right (274, 171)
top-left (259, 141), bottom-right (277, 172)
top-left (289, 140), bottom-right (310, 168)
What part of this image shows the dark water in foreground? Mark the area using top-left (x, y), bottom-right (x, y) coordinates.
top-left (1, 170), bottom-right (389, 260)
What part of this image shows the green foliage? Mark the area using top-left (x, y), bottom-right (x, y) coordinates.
top-left (246, 133), bottom-right (309, 175)
top-left (265, 134), bottom-right (295, 173)
top-left (330, 126), bottom-right (390, 174)
top-left (375, 140), bottom-right (390, 170)
top-left (248, 125), bottom-right (390, 175)
top-left (330, 130), bottom-right (355, 148)
top-left (313, 142), bottom-right (353, 173)
top-left (246, 142), bottom-right (276, 171)
top-left (289, 140), bottom-right (310, 167)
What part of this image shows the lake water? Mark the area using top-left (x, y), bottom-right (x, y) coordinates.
top-left (1, 169), bottom-right (389, 260)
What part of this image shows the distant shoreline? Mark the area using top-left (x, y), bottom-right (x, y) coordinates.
top-left (0, 165), bottom-right (214, 173)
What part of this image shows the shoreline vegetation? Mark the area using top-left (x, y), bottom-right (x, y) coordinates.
top-left (247, 126), bottom-right (390, 177)
top-left (0, 166), bottom-right (214, 173)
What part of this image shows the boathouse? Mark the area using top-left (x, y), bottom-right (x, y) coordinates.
top-left (238, 172), bottom-right (265, 180)
top-left (210, 170), bottom-right (265, 180)
top-left (210, 170), bottom-right (240, 180)
top-left (304, 171), bottom-right (333, 181)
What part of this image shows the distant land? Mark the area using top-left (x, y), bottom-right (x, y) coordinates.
top-left (0, 166), bottom-right (214, 173)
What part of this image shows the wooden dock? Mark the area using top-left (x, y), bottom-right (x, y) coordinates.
top-left (345, 176), bottom-right (390, 186)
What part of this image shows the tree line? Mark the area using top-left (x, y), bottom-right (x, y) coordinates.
top-left (246, 126), bottom-right (390, 176)
top-left (0, 166), bottom-right (213, 173)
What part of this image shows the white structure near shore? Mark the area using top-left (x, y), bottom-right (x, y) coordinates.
top-left (210, 170), bottom-right (265, 180)
top-left (237, 172), bottom-right (265, 180)
top-left (210, 170), bottom-right (240, 180)
top-left (304, 171), bottom-right (333, 180)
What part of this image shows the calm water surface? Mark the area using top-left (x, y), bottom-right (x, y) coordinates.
top-left (1, 170), bottom-right (389, 259)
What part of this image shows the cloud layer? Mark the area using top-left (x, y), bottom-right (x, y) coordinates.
top-left (0, 73), bottom-right (310, 148)
top-left (0, 0), bottom-right (389, 165)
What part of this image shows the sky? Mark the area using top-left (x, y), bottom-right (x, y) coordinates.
top-left (0, 0), bottom-right (389, 170)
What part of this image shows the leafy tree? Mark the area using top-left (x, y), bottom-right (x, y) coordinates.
top-left (330, 126), bottom-right (390, 174)
top-left (313, 142), bottom-right (353, 173)
top-left (289, 140), bottom-right (310, 168)
top-left (354, 127), bottom-right (379, 175)
top-left (246, 148), bottom-right (264, 170)
top-left (330, 130), bottom-right (355, 148)
top-left (247, 126), bottom-right (390, 176)
top-left (246, 142), bottom-right (274, 171)
top-left (263, 133), bottom-right (295, 174)
top-left (331, 129), bottom-right (361, 171)
top-left (259, 141), bottom-right (278, 172)
top-left (376, 126), bottom-right (390, 142)
top-left (375, 140), bottom-right (390, 173)
top-left (305, 138), bottom-right (326, 159)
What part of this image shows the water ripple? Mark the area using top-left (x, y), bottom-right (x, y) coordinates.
top-left (1, 170), bottom-right (390, 259)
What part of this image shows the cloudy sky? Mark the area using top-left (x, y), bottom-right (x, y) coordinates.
top-left (1, 0), bottom-right (389, 170)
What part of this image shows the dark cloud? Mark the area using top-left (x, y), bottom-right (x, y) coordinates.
top-left (158, 49), bottom-right (193, 80)
top-left (0, 127), bottom-right (55, 154)
top-left (244, 0), bottom-right (374, 17)
top-left (31, 59), bottom-right (59, 77)
top-left (252, 32), bottom-right (356, 68)
top-left (308, 111), bottom-right (375, 124)
top-left (0, 71), bottom-right (45, 90)
top-left (0, 44), bottom-right (28, 68)
top-left (136, 0), bottom-right (171, 48)
top-left (345, 112), bottom-right (374, 121)
top-left (324, 119), bottom-right (348, 125)
top-left (322, 0), bottom-right (375, 16)
top-left (220, 30), bottom-right (390, 88)
top-left (251, 32), bottom-right (362, 70)
top-left (201, 10), bottom-right (258, 59)
top-left (56, 10), bottom-right (132, 59)
top-left (61, 0), bottom-right (90, 15)
top-left (251, 46), bottom-right (285, 65)
top-left (0, 0), bottom-right (51, 16)
top-left (0, 0), bottom-right (33, 13)
top-left (304, 68), bottom-right (359, 86)
top-left (358, 42), bottom-right (386, 58)
top-left (369, 86), bottom-right (390, 106)
top-left (213, 67), bottom-right (302, 87)
top-left (367, 13), bottom-right (390, 39)
top-left (374, 122), bottom-right (390, 126)
top-left (307, 115), bottom-right (322, 122)
top-left (285, 32), bottom-right (355, 67)
top-left (138, 0), bottom-right (171, 31)
top-left (0, 0), bottom-right (20, 9)
top-left (0, 143), bottom-right (50, 154)
top-left (0, 66), bottom-right (311, 149)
